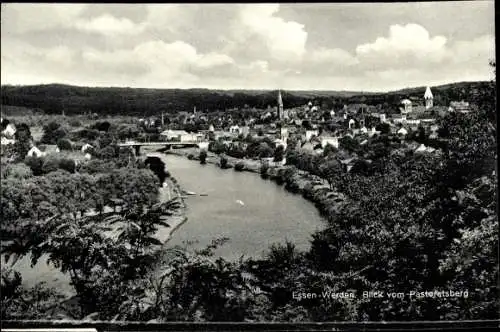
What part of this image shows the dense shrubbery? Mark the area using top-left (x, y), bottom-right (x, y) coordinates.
top-left (234, 161), bottom-right (245, 172)
top-left (199, 150), bottom-right (207, 164)
top-left (56, 138), bottom-right (72, 151)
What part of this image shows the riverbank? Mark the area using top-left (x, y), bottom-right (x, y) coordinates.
top-left (165, 148), bottom-right (262, 173)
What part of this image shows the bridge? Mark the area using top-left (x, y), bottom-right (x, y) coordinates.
top-left (118, 141), bottom-right (209, 155)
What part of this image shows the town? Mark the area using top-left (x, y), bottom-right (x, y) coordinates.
top-left (0, 2), bottom-right (497, 328)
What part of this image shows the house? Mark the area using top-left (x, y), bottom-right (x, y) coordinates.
top-left (401, 99), bottom-right (412, 113)
top-left (1, 137), bottom-right (15, 145)
top-left (397, 127), bottom-right (408, 136)
top-left (27, 146), bottom-right (44, 158)
top-left (2, 123), bottom-right (16, 138)
top-left (229, 125), bottom-right (240, 134)
top-left (161, 130), bottom-right (204, 142)
top-left (348, 119), bottom-right (355, 129)
top-left (81, 143), bottom-right (94, 153)
top-left (240, 126), bottom-right (250, 136)
top-left (360, 126), bottom-right (368, 134)
top-left (368, 127), bottom-right (381, 138)
top-left (449, 101), bottom-right (471, 113)
top-left (415, 143), bottom-right (437, 154)
top-left (320, 136), bottom-right (339, 149)
top-left (274, 138), bottom-right (287, 150)
top-left (85, 153), bottom-right (92, 160)
top-left (305, 129), bottom-right (319, 141)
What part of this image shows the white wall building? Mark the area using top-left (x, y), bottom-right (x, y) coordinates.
top-left (320, 136), bottom-right (339, 149)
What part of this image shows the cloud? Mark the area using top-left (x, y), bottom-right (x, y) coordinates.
top-left (1, 4), bottom-right (87, 34)
top-left (356, 23), bottom-right (448, 68)
top-left (74, 14), bottom-right (146, 36)
top-left (0, 4), bottom-right (494, 91)
top-left (238, 4), bottom-right (308, 62)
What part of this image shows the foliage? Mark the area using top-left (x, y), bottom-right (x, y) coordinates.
top-left (41, 122), bottom-right (67, 144)
top-left (273, 145), bottom-right (285, 162)
top-left (1, 163), bottom-right (33, 180)
top-left (234, 161), bottom-right (245, 172)
top-left (58, 158), bottom-right (76, 173)
top-left (56, 138), bottom-right (73, 151)
top-left (13, 123), bottom-right (33, 161)
top-left (219, 155), bottom-right (229, 169)
top-left (24, 156), bottom-right (44, 176)
top-left (199, 151), bottom-right (207, 164)
top-left (1, 268), bottom-right (66, 320)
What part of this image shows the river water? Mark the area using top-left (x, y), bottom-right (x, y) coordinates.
top-left (160, 154), bottom-right (326, 261)
top-left (3, 153), bottom-right (325, 295)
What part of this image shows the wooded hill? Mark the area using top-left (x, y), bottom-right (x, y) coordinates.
top-left (1, 81), bottom-right (492, 116)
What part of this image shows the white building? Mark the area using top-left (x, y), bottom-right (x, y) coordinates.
top-left (81, 143), bottom-right (94, 153)
top-left (229, 125), bottom-right (240, 134)
top-left (2, 123), bottom-right (16, 138)
top-left (305, 129), bottom-right (319, 141)
top-left (397, 127), bottom-right (408, 136)
top-left (1, 137), bottom-right (15, 145)
top-left (320, 136), bottom-right (339, 149)
top-left (161, 130), bottom-right (204, 142)
top-left (27, 146), bottom-right (44, 158)
top-left (348, 119), bottom-right (356, 129)
top-left (401, 99), bottom-right (412, 113)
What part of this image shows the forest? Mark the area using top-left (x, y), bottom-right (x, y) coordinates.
top-left (0, 81), bottom-right (491, 116)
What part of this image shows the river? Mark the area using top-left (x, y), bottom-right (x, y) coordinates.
top-left (2, 153), bottom-right (325, 295)
top-left (159, 154), bottom-right (326, 261)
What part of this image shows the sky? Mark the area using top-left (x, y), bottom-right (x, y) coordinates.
top-left (0, 2), bottom-right (495, 92)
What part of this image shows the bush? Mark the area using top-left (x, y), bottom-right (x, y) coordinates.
top-left (1, 163), bottom-right (33, 179)
top-left (58, 158), bottom-right (76, 173)
top-left (219, 156), bottom-right (228, 169)
top-left (199, 151), bottom-right (207, 164)
top-left (99, 146), bottom-right (117, 160)
top-left (42, 156), bottom-right (60, 174)
top-left (260, 163), bottom-right (269, 179)
top-left (234, 161), bottom-right (245, 172)
top-left (69, 119), bottom-right (82, 127)
top-left (56, 138), bottom-right (72, 151)
top-left (24, 156), bottom-right (44, 176)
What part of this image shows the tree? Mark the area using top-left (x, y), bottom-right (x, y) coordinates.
top-left (58, 158), bottom-right (76, 173)
top-left (41, 122), bottom-right (67, 144)
top-left (1, 163), bottom-right (33, 180)
top-left (41, 156), bottom-right (60, 174)
top-left (318, 159), bottom-right (342, 190)
top-left (234, 161), bottom-right (245, 171)
top-left (13, 123), bottom-right (33, 161)
top-left (24, 156), bottom-right (44, 176)
top-left (199, 151), bottom-right (207, 164)
top-left (57, 138), bottom-right (72, 151)
top-left (273, 145), bottom-right (285, 162)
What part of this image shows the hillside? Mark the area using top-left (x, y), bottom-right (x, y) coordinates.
top-left (0, 81), bottom-right (492, 116)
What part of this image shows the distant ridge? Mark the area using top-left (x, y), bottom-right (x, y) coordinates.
top-left (0, 80), bottom-right (488, 95)
top-left (1, 80), bottom-right (492, 116)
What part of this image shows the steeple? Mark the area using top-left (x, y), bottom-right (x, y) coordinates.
top-left (277, 89), bottom-right (284, 120)
top-left (424, 86), bottom-right (433, 109)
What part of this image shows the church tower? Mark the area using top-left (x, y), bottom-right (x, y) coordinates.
top-left (278, 90), bottom-right (284, 120)
top-left (424, 86), bottom-right (433, 109)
